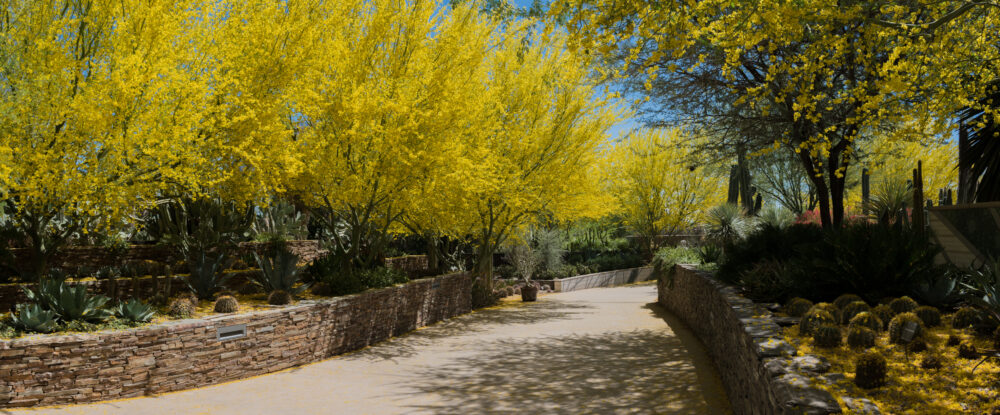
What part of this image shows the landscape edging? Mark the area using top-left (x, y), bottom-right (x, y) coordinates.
top-left (0, 272), bottom-right (472, 408)
top-left (547, 266), bottom-right (654, 292)
top-left (658, 264), bottom-right (879, 415)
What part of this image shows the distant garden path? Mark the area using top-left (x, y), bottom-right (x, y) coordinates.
top-left (14, 284), bottom-right (729, 415)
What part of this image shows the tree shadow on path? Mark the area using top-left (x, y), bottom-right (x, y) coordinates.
top-left (394, 302), bottom-right (731, 415)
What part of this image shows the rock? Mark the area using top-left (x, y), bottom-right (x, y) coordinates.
top-left (774, 316), bottom-right (801, 327)
top-left (756, 337), bottom-right (797, 358)
top-left (842, 397), bottom-right (881, 414)
top-left (792, 355), bottom-right (831, 374)
top-left (818, 373), bottom-right (846, 386)
top-left (764, 358), bottom-right (792, 377)
top-left (773, 374), bottom-right (843, 414)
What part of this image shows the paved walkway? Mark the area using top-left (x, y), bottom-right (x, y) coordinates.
top-left (8, 284), bottom-right (730, 415)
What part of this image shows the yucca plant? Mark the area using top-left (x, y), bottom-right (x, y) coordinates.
top-left (865, 179), bottom-right (910, 226)
top-left (958, 80), bottom-right (1000, 202)
top-left (115, 299), bottom-right (156, 323)
top-left (707, 204), bottom-right (756, 245)
top-left (23, 279), bottom-right (112, 323)
top-left (961, 257), bottom-right (1000, 327)
top-left (10, 303), bottom-right (58, 333)
top-left (252, 243), bottom-right (309, 295)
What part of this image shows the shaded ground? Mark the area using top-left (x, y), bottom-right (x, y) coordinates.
top-left (7, 284), bottom-right (730, 415)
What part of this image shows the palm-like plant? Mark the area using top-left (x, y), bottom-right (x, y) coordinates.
top-left (707, 204), bottom-right (756, 244)
top-left (959, 80), bottom-right (1000, 202)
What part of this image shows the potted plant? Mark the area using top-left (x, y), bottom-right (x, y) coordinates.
top-left (508, 242), bottom-right (540, 302)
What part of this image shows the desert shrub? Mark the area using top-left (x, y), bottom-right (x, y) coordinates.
top-left (740, 260), bottom-right (794, 302)
top-left (717, 224), bottom-right (822, 285)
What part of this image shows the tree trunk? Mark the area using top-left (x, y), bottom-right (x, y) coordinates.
top-left (798, 151), bottom-right (833, 228)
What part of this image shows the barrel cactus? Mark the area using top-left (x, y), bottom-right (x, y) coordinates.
top-left (849, 312), bottom-right (883, 333)
top-left (842, 301), bottom-right (872, 325)
top-left (958, 341), bottom-right (979, 359)
top-left (834, 293), bottom-right (864, 310)
top-left (914, 306), bottom-right (942, 328)
top-left (947, 334), bottom-right (962, 347)
top-left (854, 352), bottom-right (888, 389)
top-left (214, 295), bottom-right (239, 313)
top-left (872, 305), bottom-right (893, 330)
top-left (800, 309), bottom-right (837, 336)
top-left (888, 312), bottom-right (924, 344)
top-left (168, 298), bottom-right (195, 318)
top-left (809, 303), bottom-right (842, 324)
top-left (847, 326), bottom-right (877, 349)
top-left (908, 338), bottom-right (929, 353)
top-left (889, 296), bottom-right (918, 315)
top-left (268, 290), bottom-right (292, 305)
top-left (952, 307), bottom-right (982, 329)
top-left (813, 324), bottom-right (842, 348)
top-left (784, 297), bottom-right (814, 317)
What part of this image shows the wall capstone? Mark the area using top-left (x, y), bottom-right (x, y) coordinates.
top-left (658, 265), bottom-right (882, 415)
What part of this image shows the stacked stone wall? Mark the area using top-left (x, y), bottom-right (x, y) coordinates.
top-left (0, 272), bottom-right (472, 408)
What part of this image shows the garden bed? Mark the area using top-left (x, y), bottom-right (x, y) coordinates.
top-left (0, 272), bottom-right (472, 408)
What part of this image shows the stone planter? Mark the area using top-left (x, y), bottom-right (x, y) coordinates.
top-left (521, 284), bottom-right (538, 302)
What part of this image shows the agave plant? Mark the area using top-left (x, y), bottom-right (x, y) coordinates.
top-left (186, 250), bottom-right (231, 300)
top-left (252, 243), bottom-right (309, 295)
top-left (10, 303), bottom-right (58, 333)
top-left (23, 278), bottom-right (112, 323)
top-left (115, 299), bottom-right (156, 323)
top-left (252, 199), bottom-right (307, 242)
top-left (961, 257), bottom-right (1000, 325)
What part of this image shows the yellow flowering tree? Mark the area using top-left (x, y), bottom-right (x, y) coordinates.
top-left (605, 128), bottom-right (726, 257)
top-left (556, 0), bottom-right (999, 228)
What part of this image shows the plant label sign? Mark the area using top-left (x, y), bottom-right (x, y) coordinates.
top-left (901, 321), bottom-right (919, 343)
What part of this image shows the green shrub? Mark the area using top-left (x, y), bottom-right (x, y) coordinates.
top-left (718, 224), bottom-right (823, 284)
top-left (114, 299), bottom-right (155, 323)
top-left (847, 327), bottom-right (877, 349)
top-left (953, 307), bottom-right (982, 329)
top-left (359, 267), bottom-right (408, 289)
top-left (800, 309), bottom-right (836, 336)
top-left (849, 312), bottom-right (883, 332)
top-left (784, 298), bottom-right (814, 318)
top-left (214, 295), bottom-right (239, 313)
top-left (872, 305), bottom-right (893, 330)
top-left (471, 278), bottom-right (500, 308)
top-left (834, 294), bottom-right (864, 310)
top-left (914, 306), bottom-right (942, 328)
top-left (740, 260), bottom-right (793, 302)
top-left (842, 301), bottom-right (871, 325)
top-left (889, 296), bottom-right (919, 315)
top-left (854, 352), bottom-right (888, 389)
top-left (10, 304), bottom-right (58, 333)
top-left (813, 325), bottom-right (842, 348)
top-left (888, 312), bottom-right (924, 344)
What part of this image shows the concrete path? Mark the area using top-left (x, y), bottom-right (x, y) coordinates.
top-left (7, 284), bottom-right (730, 415)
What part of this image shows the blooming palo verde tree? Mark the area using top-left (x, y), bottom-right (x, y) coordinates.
top-left (556, 0), bottom-right (1000, 228)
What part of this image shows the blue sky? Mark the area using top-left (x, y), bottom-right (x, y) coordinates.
top-left (507, 0), bottom-right (641, 141)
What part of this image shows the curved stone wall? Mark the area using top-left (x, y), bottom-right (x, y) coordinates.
top-left (0, 272), bottom-right (472, 408)
top-left (658, 265), bottom-right (878, 415)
